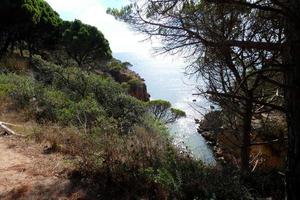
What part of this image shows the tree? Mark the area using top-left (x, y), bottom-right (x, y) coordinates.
top-left (147, 100), bottom-right (186, 124)
top-left (24, 0), bottom-right (62, 56)
top-left (0, 0), bottom-right (61, 58)
top-left (197, 47), bottom-right (284, 171)
top-left (109, 0), bottom-right (284, 172)
top-left (61, 20), bottom-right (112, 68)
top-left (108, 1), bottom-right (300, 198)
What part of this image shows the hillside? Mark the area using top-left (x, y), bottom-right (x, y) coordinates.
top-left (0, 0), bottom-right (289, 199)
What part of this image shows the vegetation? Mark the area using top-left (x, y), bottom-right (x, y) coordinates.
top-left (61, 20), bottom-right (112, 68)
top-left (147, 99), bottom-right (186, 124)
top-left (108, 0), bottom-right (300, 199)
top-left (1, 0), bottom-right (297, 199)
top-left (0, 55), bottom-right (254, 199)
top-left (0, 0), bottom-right (62, 57)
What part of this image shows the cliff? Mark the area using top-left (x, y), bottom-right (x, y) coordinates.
top-left (109, 68), bottom-right (150, 101)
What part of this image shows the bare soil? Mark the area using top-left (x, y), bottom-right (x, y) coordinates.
top-left (0, 135), bottom-right (85, 200)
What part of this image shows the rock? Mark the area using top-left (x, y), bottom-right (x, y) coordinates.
top-left (108, 69), bottom-right (150, 101)
top-left (215, 147), bottom-right (223, 157)
top-left (201, 131), bottom-right (216, 142)
top-left (128, 81), bottom-right (150, 101)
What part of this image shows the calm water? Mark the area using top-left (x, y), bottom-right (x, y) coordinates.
top-left (114, 52), bottom-right (216, 165)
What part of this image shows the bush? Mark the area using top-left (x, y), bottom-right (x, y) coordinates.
top-left (32, 56), bottom-right (124, 101)
top-left (9, 75), bottom-right (36, 108)
top-left (33, 88), bottom-right (108, 130)
top-left (69, 125), bottom-right (246, 199)
top-left (108, 94), bottom-right (146, 133)
top-left (31, 55), bottom-right (58, 84)
top-left (0, 73), bottom-right (18, 97)
top-left (107, 58), bottom-right (131, 72)
top-left (128, 78), bottom-right (143, 88)
top-left (34, 87), bottom-right (71, 121)
top-left (0, 55), bottom-right (29, 73)
top-left (57, 96), bottom-right (106, 129)
top-left (92, 75), bottom-right (124, 107)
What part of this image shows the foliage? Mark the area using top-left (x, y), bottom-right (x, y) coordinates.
top-left (108, 94), bottom-right (146, 133)
top-left (106, 5), bottom-right (133, 21)
top-left (60, 126), bottom-right (247, 199)
top-left (107, 0), bottom-right (286, 173)
top-left (106, 58), bottom-right (132, 72)
top-left (0, 0), bottom-right (290, 197)
top-left (61, 19), bottom-right (112, 67)
top-left (57, 96), bottom-right (106, 129)
top-left (0, 0), bottom-right (62, 56)
top-left (0, 55), bottom-right (29, 73)
top-left (128, 78), bottom-right (143, 88)
top-left (1, 56), bottom-right (146, 133)
top-left (34, 86), bottom-right (70, 121)
top-left (9, 75), bottom-right (36, 108)
top-left (0, 73), bottom-right (21, 97)
top-left (170, 108), bottom-right (186, 121)
top-left (147, 99), bottom-right (186, 124)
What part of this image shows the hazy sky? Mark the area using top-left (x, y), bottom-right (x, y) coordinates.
top-left (45, 0), bottom-right (153, 55)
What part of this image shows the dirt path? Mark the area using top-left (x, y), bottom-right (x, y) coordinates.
top-left (0, 135), bottom-right (84, 200)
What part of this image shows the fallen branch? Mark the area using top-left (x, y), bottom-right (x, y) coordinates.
top-left (0, 122), bottom-right (16, 135)
top-left (0, 121), bottom-right (23, 137)
top-left (0, 121), bottom-right (21, 127)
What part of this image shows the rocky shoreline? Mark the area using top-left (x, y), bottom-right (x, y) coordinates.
top-left (196, 122), bottom-right (228, 165)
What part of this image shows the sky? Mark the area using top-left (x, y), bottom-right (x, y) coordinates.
top-left (45, 0), bottom-right (157, 56)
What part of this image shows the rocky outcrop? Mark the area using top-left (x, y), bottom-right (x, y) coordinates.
top-left (128, 81), bottom-right (150, 102)
top-left (200, 131), bottom-right (217, 146)
top-left (109, 69), bottom-right (150, 101)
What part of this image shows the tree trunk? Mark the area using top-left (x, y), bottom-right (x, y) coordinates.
top-left (0, 35), bottom-right (11, 58)
top-left (240, 99), bottom-right (253, 173)
top-left (286, 1), bottom-right (300, 199)
top-left (10, 40), bottom-right (15, 54)
top-left (19, 41), bottom-right (24, 57)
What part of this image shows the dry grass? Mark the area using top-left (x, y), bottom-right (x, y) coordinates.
top-left (0, 135), bottom-right (82, 200)
top-left (0, 54), bottom-right (29, 72)
top-left (0, 98), bottom-right (37, 136)
top-left (31, 124), bottom-right (87, 156)
top-left (0, 97), bottom-right (87, 199)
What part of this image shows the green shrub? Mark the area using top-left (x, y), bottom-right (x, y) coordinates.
top-left (92, 75), bottom-right (124, 107)
top-left (108, 94), bottom-right (146, 133)
top-left (34, 87), bottom-right (71, 121)
top-left (52, 67), bottom-right (95, 99)
top-left (33, 88), bottom-right (107, 129)
top-left (128, 78), bottom-right (143, 88)
top-left (72, 124), bottom-right (247, 199)
top-left (0, 73), bottom-right (17, 97)
top-left (57, 96), bottom-right (106, 129)
top-left (107, 58), bottom-right (131, 72)
top-left (9, 75), bottom-right (36, 108)
top-left (0, 56), bottom-right (29, 73)
top-left (31, 55), bottom-right (58, 84)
